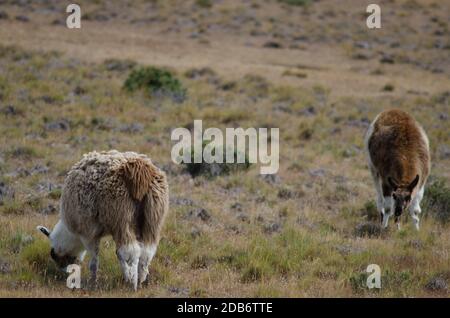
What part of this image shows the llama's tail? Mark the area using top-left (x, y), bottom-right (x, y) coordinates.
top-left (120, 158), bottom-right (169, 244)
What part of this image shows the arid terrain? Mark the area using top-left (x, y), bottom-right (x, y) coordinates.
top-left (0, 0), bottom-right (449, 297)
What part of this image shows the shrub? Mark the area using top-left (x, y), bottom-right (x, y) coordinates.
top-left (361, 200), bottom-right (379, 221)
top-left (124, 66), bottom-right (186, 102)
top-left (423, 177), bottom-right (450, 224)
top-left (182, 141), bottom-right (251, 178)
top-left (196, 0), bottom-right (212, 8)
top-left (382, 83), bottom-right (395, 92)
top-left (279, 0), bottom-right (311, 6)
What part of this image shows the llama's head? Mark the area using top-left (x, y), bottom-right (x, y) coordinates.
top-left (388, 174), bottom-right (419, 221)
top-left (37, 221), bottom-right (85, 270)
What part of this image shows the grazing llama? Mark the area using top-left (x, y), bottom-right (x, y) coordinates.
top-left (365, 109), bottom-right (430, 230)
top-left (37, 150), bottom-right (169, 290)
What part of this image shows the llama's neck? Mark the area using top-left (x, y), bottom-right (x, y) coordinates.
top-left (50, 220), bottom-right (84, 257)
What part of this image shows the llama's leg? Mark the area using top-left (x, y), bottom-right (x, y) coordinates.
top-left (78, 251), bottom-right (87, 262)
top-left (409, 209), bottom-right (420, 231)
top-left (116, 242), bottom-right (141, 291)
top-left (373, 174), bottom-right (391, 227)
top-left (376, 193), bottom-right (385, 224)
top-left (81, 238), bottom-right (100, 287)
top-left (409, 186), bottom-right (424, 231)
top-left (372, 171), bottom-right (386, 224)
top-left (382, 196), bottom-right (393, 228)
top-left (138, 243), bottom-right (158, 287)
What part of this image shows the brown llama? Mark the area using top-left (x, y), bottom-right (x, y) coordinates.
top-left (364, 109), bottom-right (430, 230)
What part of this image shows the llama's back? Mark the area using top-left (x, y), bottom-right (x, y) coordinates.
top-left (61, 151), bottom-right (169, 244)
top-left (367, 109), bottom-right (430, 187)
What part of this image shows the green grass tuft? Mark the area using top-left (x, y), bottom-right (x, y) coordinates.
top-left (20, 240), bottom-right (66, 283)
top-left (123, 66), bottom-right (186, 102)
top-left (278, 0), bottom-right (311, 6)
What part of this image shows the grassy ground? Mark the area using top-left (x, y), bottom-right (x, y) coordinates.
top-left (0, 0), bottom-right (449, 297)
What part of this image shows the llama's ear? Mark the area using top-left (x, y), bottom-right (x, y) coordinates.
top-left (388, 177), bottom-right (398, 190)
top-left (408, 175), bottom-right (420, 191)
top-left (37, 226), bottom-right (50, 237)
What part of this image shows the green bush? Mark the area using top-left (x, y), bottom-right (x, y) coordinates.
top-left (123, 66), bottom-right (186, 102)
top-left (423, 177), bottom-right (450, 224)
top-left (278, 0), bottom-right (311, 6)
top-left (196, 0), bottom-right (212, 8)
top-left (182, 141), bottom-right (251, 178)
top-left (361, 200), bottom-right (379, 222)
